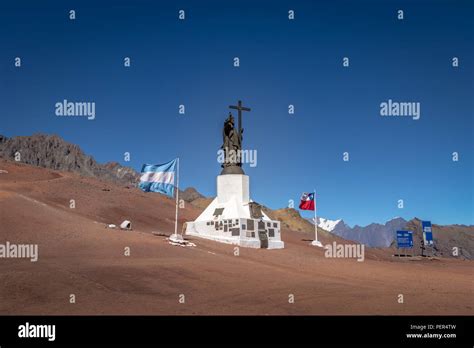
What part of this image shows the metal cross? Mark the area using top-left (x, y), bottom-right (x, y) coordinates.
top-left (229, 100), bottom-right (251, 144)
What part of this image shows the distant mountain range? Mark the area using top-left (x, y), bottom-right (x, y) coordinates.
top-left (307, 217), bottom-right (473, 258)
top-left (308, 217), bottom-right (408, 247)
top-left (0, 134), bottom-right (139, 186)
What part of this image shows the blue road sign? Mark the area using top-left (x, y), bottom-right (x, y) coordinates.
top-left (422, 221), bottom-right (433, 246)
top-left (396, 230), bottom-right (413, 248)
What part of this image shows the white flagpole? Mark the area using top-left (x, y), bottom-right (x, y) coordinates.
top-left (311, 189), bottom-right (322, 247)
top-left (174, 157), bottom-right (180, 238)
top-left (314, 189), bottom-right (318, 243)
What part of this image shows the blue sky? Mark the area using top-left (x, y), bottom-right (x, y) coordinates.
top-left (1, 0), bottom-right (472, 226)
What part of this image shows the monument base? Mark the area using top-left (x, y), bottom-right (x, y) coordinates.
top-left (186, 216), bottom-right (285, 249)
top-left (185, 174), bottom-right (284, 249)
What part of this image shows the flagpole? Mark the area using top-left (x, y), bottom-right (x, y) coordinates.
top-left (314, 188), bottom-right (318, 243)
top-left (174, 157), bottom-right (180, 238)
top-left (310, 189), bottom-right (322, 247)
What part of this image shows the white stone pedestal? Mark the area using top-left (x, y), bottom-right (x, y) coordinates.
top-left (217, 174), bottom-right (249, 204)
top-left (185, 174), bottom-right (284, 249)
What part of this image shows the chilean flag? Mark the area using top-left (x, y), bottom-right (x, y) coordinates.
top-left (299, 192), bottom-right (315, 211)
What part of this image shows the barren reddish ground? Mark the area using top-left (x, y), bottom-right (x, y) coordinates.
top-left (0, 159), bottom-right (472, 315)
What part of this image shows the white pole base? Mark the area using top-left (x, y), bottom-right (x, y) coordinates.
top-left (169, 233), bottom-right (184, 243)
top-left (311, 240), bottom-right (324, 247)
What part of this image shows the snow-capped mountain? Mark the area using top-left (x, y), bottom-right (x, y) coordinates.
top-left (309, 217), bottom-right (408, 247)
top-left (314, 217), bottom-right (344, 232)
top-left (309, 217), bottom-right (349, 234)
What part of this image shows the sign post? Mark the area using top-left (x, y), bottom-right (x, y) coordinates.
top-left (396, 230), bottom-right (413, 258)
top-left (422, 221), bottom-right (434, 257)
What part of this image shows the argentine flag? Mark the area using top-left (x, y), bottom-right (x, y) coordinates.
top-left (139, 159), bottom-right (177, 197)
